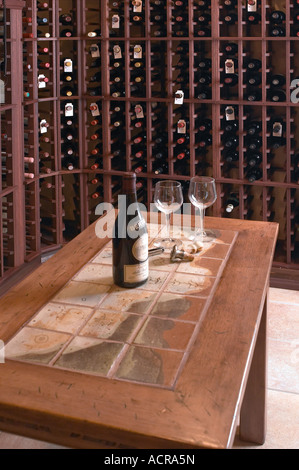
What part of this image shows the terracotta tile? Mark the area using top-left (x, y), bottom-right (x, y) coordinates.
top-left (100, 287), bottom-right (157, 314)
top-left (150, 293), bottom-right (207, 322)
top-left (115, 345), bottom-right (184, 387)
top-left (72, 263), bottom-right (113, 285)
top-left (164, 272), bottom-right (215, 296)
top-left (80, 310), bottom-right (142, 342)
top-left (268, 302), bottom-right (299, 342)
top-left (52, 280), bottom-right (110, 307)
top-left (54, 336), bottom-right (124, 375)
top-left (200, 242), bottom-right (231, 259)
top-left (148, 252), bottom-right (174, 271)
top-left (234, 389), bottom-right (299, 449)
top-left (5, 327), bottom-right (71, 364)
top-left (91, 247), bottom-right (112, 265)
top-left (176, 256), bottom-right (223, 276)
top-left (134, 317), bottom-right (195, 350)
top-left (29, 302), bottom-right (93, 334)
top-left (136, 270), bottom-right (169, 291)
top-left (269, 287), bottom-right (299, 305)
top-left (268, 338), bottom-right (299, 394)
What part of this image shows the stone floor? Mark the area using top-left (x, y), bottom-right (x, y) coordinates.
top-left (0, 287), bottom-right (298, 449)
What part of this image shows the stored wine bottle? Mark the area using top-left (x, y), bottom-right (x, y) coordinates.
top-left (268, 74), bottom-right (286, 87)
top-left (224, 150), bottom-right (239, 162)
top-left (245, 120), bottom-right (262, 135)
top-left (269, 10), bottom-right (285, 23)
top-left (245, 72), bottom-right (261, 86)
top-left (222, 132), bottom-right (238, 148)
top-left (246, 166), bottom-right (262, 182)
top-left (59, 13), bottom-right (73, 25)
top-left (112, 172), bottom-right (148, 288)
top-left (225, 193), bottom-right (239, 213)
top-left (270, 25), bottom-right (285, 36)
top-left (244, 87), bottom-right (262, 101)
top-left (60, 86), bottom-right (74, 97)
top-left (61, 156), bottom-right (75, 170)
top-left (246, 151), bottom-right (262, 167)
top-left (222, 73), bottom-right (238, 86)
top-left (244, 58), bottom-right (262, 71)
top-left (245, 135), bottom-right (262, 150)
top-left (267, 88), bottom-right (286, 102)
top-left (223, 42), bottom-right (238, 55)
top-left (246, 12), bottom-right (261, 24)
top-left (196, 86), bottom-right (212, 99)
top-left (197, 58), bottom-right (212, 70)
top-left (60, 29), bottom-right (72, 37)
top-left (223, 12), bottom-right (238, 24)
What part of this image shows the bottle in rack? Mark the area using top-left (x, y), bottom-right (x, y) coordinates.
top-left (112, 172), bottom-right (148, 288)
top-left (246, 166), bottom-right (262, 182)
top-left (225, 193), bottom-right (239, 213)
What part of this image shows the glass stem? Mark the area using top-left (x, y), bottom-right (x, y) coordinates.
top-left (197, 207), bottom-right (205, 239)
top-left (165, 212), bottom-right (171, 240)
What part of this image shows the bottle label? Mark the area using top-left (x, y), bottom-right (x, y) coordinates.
top-left (124, 260), bottom-right (148, 283)
top-left (132, 233), bottom-right (148, 261)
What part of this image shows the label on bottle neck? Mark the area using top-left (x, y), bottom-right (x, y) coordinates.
top-left (132, 233), bottom-right (148, 261)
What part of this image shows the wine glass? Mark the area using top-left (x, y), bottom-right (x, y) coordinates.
top-left (153, 180), bottom-right (183, 250)
top-left (188, 176), bottom-right (217, 243)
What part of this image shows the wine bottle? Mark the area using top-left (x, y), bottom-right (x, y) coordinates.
top-left (223, 12), bottom-right (238, 24)
top-left (223, 42), bottom-right (238, 55)
top-left (222, 133), bottom-right (238, 148)
top-left (112, 172), bottom-right (148, 288)
top-left (59, 13), bottom-right (73, 25)
top-left (269, 10), bottom-right (285, 23)
top-left (246, 166), bottom-right (262, 182)
top-left (244, 58), bottom-right (262, 71)
top-left (270, 26), bottom-right (285, 37)
top-left (225, 193), bottom-right (239, 213)
top-left (224, 150), bottom-right (239, 162)
top-left (244, 135), bottom-right (262, 150)
top-left (268, 74), bottom-right (286, 87)
top-left (246, 151), bottom-right (262, 167)
top-left (222, 73), bottom-right (238, 86)
top-left (197, 58), bottom-right (212, 70)
top-left (246, 12), bottom-right (261, 24)
top-left (267, 88), bottom-right (286, 102)
top-left (61, 156), bottom-right (75, 170)
top-left (60, 29), bottom-right (73, 37)
top-left (245, 72), bottom-right (261, 86)
top-left (245, 120), bottom-right (262, 135)
top-left (196, 86), bottom-right (212, 99)
top-left (244, 87), bottom-right (262, 101)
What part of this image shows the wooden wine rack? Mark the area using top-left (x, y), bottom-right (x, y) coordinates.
top-left (0, 0), bottom-right (299, 294)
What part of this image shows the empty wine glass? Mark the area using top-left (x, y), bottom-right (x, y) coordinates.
top-left (188, 176), bottom-right (217, 243)
top-left (154, 180), bottom-right (183, 250)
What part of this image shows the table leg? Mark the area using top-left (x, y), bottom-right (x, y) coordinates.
top-left (239, 292), bottom-right (267, 445)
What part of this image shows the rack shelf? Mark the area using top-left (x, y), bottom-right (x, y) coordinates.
top-left (0, 0), bottom-right (299, 292)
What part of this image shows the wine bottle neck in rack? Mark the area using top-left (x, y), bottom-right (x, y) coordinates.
top-left (224, 150), bottom-right (239, 162)
top-left (246, 151), bottom-right (262, 167)
top-left (225, 193), bottom-right (239, 213)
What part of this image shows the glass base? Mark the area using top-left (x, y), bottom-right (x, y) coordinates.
top-left (189, 229), bottom-right (217, 243)
top-left (153, 237), bottom-right (183, 251)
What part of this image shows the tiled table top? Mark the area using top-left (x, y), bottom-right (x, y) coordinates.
top-left (5, 224), bottom-right (238, 389)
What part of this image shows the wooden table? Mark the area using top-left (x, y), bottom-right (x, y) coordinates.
top-left (0, 212), bottom-right (278, 449)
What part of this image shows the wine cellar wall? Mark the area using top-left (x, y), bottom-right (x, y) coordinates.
top-left (1, 0), bottom-right (299, 292)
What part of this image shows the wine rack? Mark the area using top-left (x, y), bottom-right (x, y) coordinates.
top-left (0, 0), bottom-right (25, 287)
top-left (0, 0), bottom-right (299, 293)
